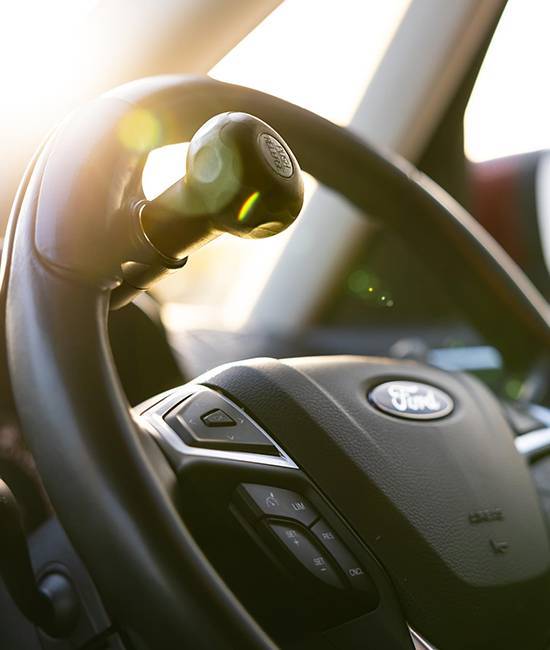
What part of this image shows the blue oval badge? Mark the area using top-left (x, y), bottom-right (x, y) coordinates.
top-left (369, 381), bottom-right (454, 420)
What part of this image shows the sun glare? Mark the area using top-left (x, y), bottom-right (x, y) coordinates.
top-left (1, 1), bottom-right (97, 127)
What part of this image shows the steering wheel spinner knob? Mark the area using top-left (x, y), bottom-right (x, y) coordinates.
top-left (140, 111), bottom-right (304, 258)
top-left (112, 112), bottom-right (304, 309)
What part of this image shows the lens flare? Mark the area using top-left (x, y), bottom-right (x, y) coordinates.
top-left (237, 191), bottom-right (261, 222)
top-left (117, 108), bottom-right (162, 152)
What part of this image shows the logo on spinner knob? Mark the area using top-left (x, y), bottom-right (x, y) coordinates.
top-left (259, 133), bottom-right (293, 178)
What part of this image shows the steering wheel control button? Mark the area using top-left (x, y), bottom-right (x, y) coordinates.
top-left (237, 484), bottom-right (318, 526)
top-left (200, 409), bottom-right (236, 427)
top-left (369, 380), bottom-right (454, 420)
top-left (311, 521), bottom-right (376, 594)
top-left (164, 390), bottom-right (278, 455)
top-left (267, 522), bottom-right (344, 589)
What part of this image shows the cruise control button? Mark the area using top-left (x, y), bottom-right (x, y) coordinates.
top-left (237, 484), bottom-right (318, 526)
top-left (267, 521), bottom-right (344, 589)
top-left (164, 389), bottom-right (277, 455)
top-left (311, 520), bottom-right (376, 594)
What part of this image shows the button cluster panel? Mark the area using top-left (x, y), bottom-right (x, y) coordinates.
top-left (164, 390), bottom-right (278, 456)
top-left (140, 383), bottom-right (411, 644)
top-left (235, 484), bottom-right (376, 599)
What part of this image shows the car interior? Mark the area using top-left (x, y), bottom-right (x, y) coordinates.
top-left (0, 1), bottom-right (549, 649)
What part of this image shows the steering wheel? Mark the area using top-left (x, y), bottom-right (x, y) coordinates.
top-left (4, 75), bottom-right (550, 650)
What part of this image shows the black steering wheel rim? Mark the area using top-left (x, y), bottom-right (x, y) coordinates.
top-left (4, 75), bottom-right (550, 649)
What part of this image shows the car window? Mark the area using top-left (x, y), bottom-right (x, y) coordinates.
top-left (465, 0), bottom-right (550, 163)
top-left (465, 0), bottom-right (550, 286)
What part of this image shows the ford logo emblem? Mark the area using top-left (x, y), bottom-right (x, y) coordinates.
top-left (369, 381), bottom-right (454, 420)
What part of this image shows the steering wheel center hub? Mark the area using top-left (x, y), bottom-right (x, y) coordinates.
top-left (205, 355), bottom-right (550, 649)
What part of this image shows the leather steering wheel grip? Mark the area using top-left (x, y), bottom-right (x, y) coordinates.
top-left (4, 75), bottom-right (550, 648)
